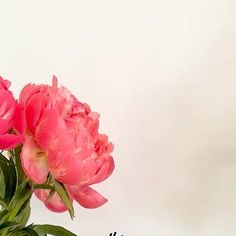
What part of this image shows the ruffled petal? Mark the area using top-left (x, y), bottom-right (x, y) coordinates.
top-left (21, 136), bottom-right (49, 184)
top-left (68, 185), bottom-right (107, 208)
top-left (0, 134), bottom-right (23, 150)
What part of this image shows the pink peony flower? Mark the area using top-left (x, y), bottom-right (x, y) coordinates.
top-left (0, 76), bottom-right (23, 150)
top-left (15, 76), bottom-right (114, 211)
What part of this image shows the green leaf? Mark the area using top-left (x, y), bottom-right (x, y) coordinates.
top-left (0, 221), bottom-right (19, 232)
top-left (5, 180), bottom-right (32, 224)
top-left (7, 157), bottom-right (17, 201)
top-left (8, 190), bottom-right (31, 221)
top-left (0, 153), bottom-right (16, 166)
top-left (0, 155), bottom-right (17, 203)
top-left (22, 227), bottom-right (40, 236)
top-left (9, 180), bottom-right (28, 208)
top-left (0, 221), bottom-right (15, 229)
top-left (53, 180), bottom-right (74, 219)
top-left (32, 230), bottom-right (47, 236)
top-left (10, 230), bottom-right (29, 236)
top-left (14, 202), bottom-right (31, 228)
top-left (0, 168), bottom-right (5, 199)
top-left (33, 224), bottom-right (77, 236)
top-left (0, 167), bottom-right (5, 199)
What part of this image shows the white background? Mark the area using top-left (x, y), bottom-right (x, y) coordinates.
top-left (1, 1), bottom-right (236, 235)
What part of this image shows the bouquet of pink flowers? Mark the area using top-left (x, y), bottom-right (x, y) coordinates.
top-left (0, 76), bottom-right (115, 235)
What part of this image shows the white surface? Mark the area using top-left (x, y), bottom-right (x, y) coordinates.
top-left (1, 0), bottom-right (236, 235)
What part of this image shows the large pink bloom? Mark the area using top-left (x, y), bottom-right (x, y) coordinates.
top-left (0, 76), bottom-right (23, 150)
top-left (15, 76), bottom-right (114, 211)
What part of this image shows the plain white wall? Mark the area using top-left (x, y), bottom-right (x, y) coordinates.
top-left (1, 0), bottom-right (236, 235)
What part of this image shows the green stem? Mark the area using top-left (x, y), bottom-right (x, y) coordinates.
top-left (0, 197), bottom-right (10, 211)
top-left (1, 227), bottom-right (9, 236)
top-left (33, 183), bottom-right (54, 190)
top-left (14, 147), bottom-right (25, 185)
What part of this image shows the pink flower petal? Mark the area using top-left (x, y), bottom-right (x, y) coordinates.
top-left (94, 134), bottom-right (114, 155)
top-left (0, 76), bottom-right (11, 89)
top-left (19, 83), bottom-right (40, 104)
top-left (35, 109), bottom-right (74, 151)
top-left (35, 109), bottom-right (83, 185)
top-left (0, 119), bottom-right (10, 135)
top-left (91, 156), bottom-right (115, 185)
top-left (48, 148), bottom-right (83, 185)
top-left (52, 75), bottom-right (58, 95)
top-left (21, 136), bottom-right (49, 184)
top-left (79, 156), bottom-right (115, 186)
top-left (68, 185), bottom-right (108, 209)
top-left (34, 189), bottom-right (69, 213)
top-left (0, 134), bottom-right (23, 150)
top-left (0, 90), bottom-right (15, 121)
top-left (81, 157), bottom-right (98, 181)
top-left (25, 93), bottom-right (43, 133)
top-left (75, 127), bottom-right (94, 160)
top-left (85, 112), bottom-right (99, 137)
top-left (13, 103), bottom-right (26, 134)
